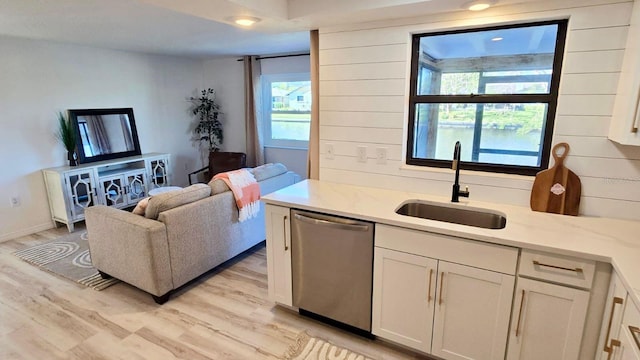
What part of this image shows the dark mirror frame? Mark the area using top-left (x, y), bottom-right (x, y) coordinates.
top-left (69, 107), bottom-right (142, 164)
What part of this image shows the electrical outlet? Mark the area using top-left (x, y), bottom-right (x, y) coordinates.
top-left (10, 196), bottom-right (20, 207)
top-left (357, 146), bottom-right (367, 163)
top-left (376, 147), bottom-right (387, 165)
top-left (325, 143), bottom-right (334, 160)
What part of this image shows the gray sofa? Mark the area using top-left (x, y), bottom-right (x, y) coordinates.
top-left (85, 164), bottom-right (300, 304)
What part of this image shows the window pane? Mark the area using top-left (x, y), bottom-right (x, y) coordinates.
top-left (416, 24), bottom-right (558, 95)
top-left (413, 102), bottom-right (547, 167)
top-left (271, 81), bottom-right (311, 111)
top-left (271, 112), bottom-right (310, 141)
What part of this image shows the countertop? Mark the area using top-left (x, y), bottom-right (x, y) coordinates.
top-left (262, 179), bottom-right (640, 308)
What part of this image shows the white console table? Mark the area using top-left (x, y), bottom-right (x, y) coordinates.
top-left (42, 153), bottom-right (171, 231)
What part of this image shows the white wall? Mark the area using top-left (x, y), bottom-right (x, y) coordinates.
top-left (0, 36), bottom-right (205, 241)
top-left (201, 57), bottom-right (247, 167)
top-left (318, 0), bottom-right (640, 220)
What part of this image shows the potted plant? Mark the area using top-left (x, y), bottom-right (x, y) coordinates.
top-left (56, 112), bottom-right (77, 166)
top-left (190, 88), bottom-right (223, 153)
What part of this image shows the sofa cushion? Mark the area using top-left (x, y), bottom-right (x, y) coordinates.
top-left (250, 163), bottom-right (287, 181)
top-left (145, 184), bottom-right (211, 220)
top-left (208, 178), bottom-right (230, 195)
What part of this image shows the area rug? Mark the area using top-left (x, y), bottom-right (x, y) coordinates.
top-left (13, 231), bottom-right (119, 290)
top-left (284, 332), bottom-right (373, 360)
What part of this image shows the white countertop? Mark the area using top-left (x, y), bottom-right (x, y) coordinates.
top-left (262, 179), bottom-right (640, 308)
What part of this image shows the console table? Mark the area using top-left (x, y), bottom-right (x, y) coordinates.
top-left (42, 153), bottom-right (172, 231)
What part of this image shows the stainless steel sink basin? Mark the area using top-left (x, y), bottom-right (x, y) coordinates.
top-left (395, 200), bottom-right (507, 229)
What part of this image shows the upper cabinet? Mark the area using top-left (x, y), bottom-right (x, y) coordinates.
top-left (610, 0), bottom-right (640, 145)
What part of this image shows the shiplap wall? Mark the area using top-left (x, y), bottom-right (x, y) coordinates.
top-left (318, 0), bottom-right (640, 220)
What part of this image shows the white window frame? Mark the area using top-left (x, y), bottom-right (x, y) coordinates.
top-left (261, 72), bottom-right (311, 149)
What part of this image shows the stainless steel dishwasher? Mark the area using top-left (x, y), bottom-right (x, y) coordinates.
top-left (291, 209), bottom-right (374, 333)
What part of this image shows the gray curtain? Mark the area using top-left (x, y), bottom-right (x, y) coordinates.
top-left (86, 115), bottom-right (111, 155)
top-left (244, 55), bottom-right (264, 167)
top-left (307, 30), bottom-right (320, 179)
top-left (120, 114), bottom-right (134, 151)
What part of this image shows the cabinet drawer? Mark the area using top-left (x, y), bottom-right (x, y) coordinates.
top-left (519, 249), bottom-right (595, 289)
top-left (375, 224), bottom-right (518, 274)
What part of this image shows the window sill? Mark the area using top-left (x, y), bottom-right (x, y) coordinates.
top-left (399, 163), bottom-right (534, 182)
top-left (264, 145), bottom-right (309, 151)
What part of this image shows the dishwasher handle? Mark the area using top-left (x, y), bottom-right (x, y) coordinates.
top-left (293, 213), bottom-right (370, 232)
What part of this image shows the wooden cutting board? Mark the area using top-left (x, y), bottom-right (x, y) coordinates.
top-left (530, 142), bottom-right (581, 216)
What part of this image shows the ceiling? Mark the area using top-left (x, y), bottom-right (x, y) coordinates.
top-left (0, 0), bottom-right (539, 58)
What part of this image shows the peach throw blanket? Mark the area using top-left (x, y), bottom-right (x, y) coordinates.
top-left (213, 169), bottom-right (260, 222)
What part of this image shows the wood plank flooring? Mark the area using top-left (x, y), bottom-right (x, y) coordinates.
top-left (0, 225), bottom-right (428, 359)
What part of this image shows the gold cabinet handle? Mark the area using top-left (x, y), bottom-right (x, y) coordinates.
top-left (604, 297), bottom-right (624, 353)
top-left (515, 289), bottom-right (525, 337)
top-left (607, 339), bottom-right (621, 360)
top-left (533, 260), bottom-right (583, 273)
top-left (427, 269), bottom-right (433, 303)
top-left (630, 326), bottom-right (640, 351)
top-left (283, 215), bottom-right (289, 251)
top-left (438, 272), bottom-right (445, 306)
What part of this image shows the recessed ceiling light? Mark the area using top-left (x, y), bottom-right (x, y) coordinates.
top-left (229, 16), bottom-right (261, 27)
top-left (491, 37), bottom-right (503, 41)
top-left (463, 0), bottom-right (496, 11)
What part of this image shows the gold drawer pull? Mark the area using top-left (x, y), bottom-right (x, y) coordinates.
top-left (283, 215), bottom-right (289, 251)
top-left (533, 260), bottom-right (583, 273)
top-left (439, 272), bottom-right (445, 306)
top-left (603, 297), bottom-right (624, 353)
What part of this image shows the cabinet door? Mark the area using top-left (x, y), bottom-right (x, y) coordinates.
top-left (64, 169), bottom-right (98, 220)
top-left (598, 272), bottom-right (629, 360)
top-left (431, 261), bottom-right (514, 360)
top-left (125, 169), bottom-right (148, 203)
top-left (146, 156), bottom-right (170, 188)
top-left (265, 205), bottom-right (292, 306)
top-left (507, 277), bottom-right (590, 360)
top-left (372, 247), bottom-right (437, 353)
top-left (611, 324), bottom-right (640, 360)
top-left (99, 175), bottom-right (128, 208)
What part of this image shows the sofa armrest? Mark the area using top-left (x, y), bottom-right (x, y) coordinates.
top-left (85, 205), bottom-right (173, 297)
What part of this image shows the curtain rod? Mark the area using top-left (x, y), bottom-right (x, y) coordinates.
top-left (236, 53), bottom-right (310, 62)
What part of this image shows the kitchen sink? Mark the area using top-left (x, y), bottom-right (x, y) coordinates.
top-left (395, 200), bottom-right (507, 229)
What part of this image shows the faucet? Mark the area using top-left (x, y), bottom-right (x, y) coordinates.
top-left (451, 141), bottom-right (470, 203)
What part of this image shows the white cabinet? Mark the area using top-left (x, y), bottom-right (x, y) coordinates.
top-left (609, 0), bottom-right (640, 145)
top-left (598, 272), bottom-right (629, 359)
top-left (43, 153), bottom-right (171, 231)
top-left (610, 299), bottom-right (640, 360)
top-left (432, 261), bottom-right (514, 360)
top-left (372, 224), bottom-right (518, 360)
top-left (265, 204), bottom-right (292, 307)
top-left (507, 249), bottom-right (597, 360)
top-left (506, 277), bottom-right (590, 360)
top-left (372, 248), bottom-right (436, 353)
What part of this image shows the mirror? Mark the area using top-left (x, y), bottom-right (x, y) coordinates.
top-left (69, 108), bottom-right (142, 164)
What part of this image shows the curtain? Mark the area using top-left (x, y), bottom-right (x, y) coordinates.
top-left (120, 114), bottom-right (134, 151)
top-left (86, 115), bottom-right (111, 155)
top-left (307, 30), bottom-right (320, 179)
top-left (244, 55), bottom-right (264, 167)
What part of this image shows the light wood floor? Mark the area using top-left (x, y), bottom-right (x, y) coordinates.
top-left (0, 224), bottom-right (428, 360)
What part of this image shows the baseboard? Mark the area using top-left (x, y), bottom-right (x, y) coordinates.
top-left (0, 222), bottom-right (55, 243)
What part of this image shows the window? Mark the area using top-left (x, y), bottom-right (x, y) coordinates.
top-left (261, 73), bottom-right (311, 148)
top-left (407, 20), bottom-right (568, 175)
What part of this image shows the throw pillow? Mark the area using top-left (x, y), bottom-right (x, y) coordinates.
top-left (132, 197), bottom-right (150, 215)
top-left (145, 184), bottom-right (211, 220)
top-left (251, 163), bottom-right (287, 182)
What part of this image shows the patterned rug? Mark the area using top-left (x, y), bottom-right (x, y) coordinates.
top-left (284, 332), bottom-right (373, 360)
top-left (13, 231), bottom-right (119, 290)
